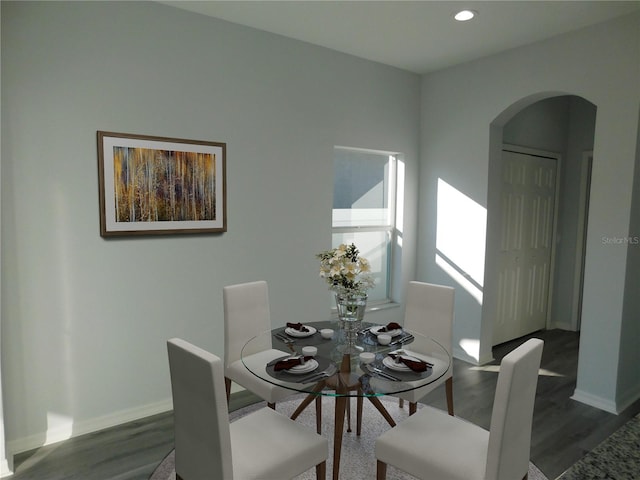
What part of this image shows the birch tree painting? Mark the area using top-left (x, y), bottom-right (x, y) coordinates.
top-left (98, 131), bottom-right (226, 236)
top-left (112, 147), bottom-right (217, 223)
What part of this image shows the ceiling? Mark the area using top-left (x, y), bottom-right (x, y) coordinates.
top-left (159, 1), bottom-right (640, 74)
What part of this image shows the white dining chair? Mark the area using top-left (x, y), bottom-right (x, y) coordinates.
top-left (375, 337), bottom-right (544, 480)
top-left (354, 281), bottom-right (454, 434)
top-left (223, 280), bottom-right (296, 409)
top-left (167, 337), bottom-right (328, 480)
top-left (395, 281), bottom-right (455, 416)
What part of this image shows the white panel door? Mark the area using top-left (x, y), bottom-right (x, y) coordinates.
top-left (494, 150), bottom-right (557, 345)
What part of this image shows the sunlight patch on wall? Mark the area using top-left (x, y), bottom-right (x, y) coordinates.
top-left (45, 412), bottom-right (74, 445)
top-left (436, 179), bottom-right (486, 304)
top-left (435, 254), bottom-right (483, 303)
top-left (459, 338), bottom-right (480, 361)
top-left (396, 157), bottom-right (405, 234)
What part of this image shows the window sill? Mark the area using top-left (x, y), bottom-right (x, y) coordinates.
top-left (365, 301), bottom-right (400, 313)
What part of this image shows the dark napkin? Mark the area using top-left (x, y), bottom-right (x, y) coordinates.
top-left (274, 356), bottom-right (314, 371)
top-left (388, 353), bottom-right (429, 372)
top-left (379, 321), bottom-right (402, 332)
top-left (286, 322), bottom-right (309, 332)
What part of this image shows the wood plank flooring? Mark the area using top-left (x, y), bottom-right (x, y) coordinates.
top-left (9, 329), bottom-right (640, 480)
top-left (435, 329), bottom-right (640, 479)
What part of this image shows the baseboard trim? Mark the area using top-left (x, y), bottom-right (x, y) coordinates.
top-left (0, 458), bottom-right (12, 479)
top-left (452, 345), bottom-right (494, 366)
top-left (229, 389), bottom-right (262, 411)
top-left (7, 398), bottom-right (173, 460)
top-left (551, 321), bottom-right (574, 331)
top-left (571, 389), bottom-right (618, 414)
top-left (5, 389), bottom-right (262, 471)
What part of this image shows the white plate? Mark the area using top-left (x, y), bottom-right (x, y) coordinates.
top-left (370, 325), bottom-right (403, 337)
top-left (284, 358), bottom-right (318, 374)
top-left (285, 326), bottom-right (317, 338)
top-left (383, 355), bottom-right (422, 372)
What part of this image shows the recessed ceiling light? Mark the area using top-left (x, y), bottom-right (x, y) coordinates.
top-left (454, 10), bottom-right (477, 22)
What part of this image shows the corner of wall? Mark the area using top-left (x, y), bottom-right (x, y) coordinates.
top-left (571, 389), bottom-right (620, 415)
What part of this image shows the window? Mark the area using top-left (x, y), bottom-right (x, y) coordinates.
top-left (332, 147), bottom-right (397, 304)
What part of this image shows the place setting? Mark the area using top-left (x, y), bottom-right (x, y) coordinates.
top-left (265, 346), bottom-right (335, 383)
top-left (273, 322), bottom-right (324, 347)
top-left (359, 349), bottom-right (433, 382)
top-left (283, 322), bottom-right (317, 337)
top-left (360, 321), bottom-right (415, 347)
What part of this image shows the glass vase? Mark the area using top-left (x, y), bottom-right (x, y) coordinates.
top-left (335, 293), bottom-right (367, 354)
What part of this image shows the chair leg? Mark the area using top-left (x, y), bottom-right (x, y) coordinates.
top-left (376, 460), bottom-right (387, 480)
top-left (224, 377), bottom-right (231, 405)
top-left (409, 402), bottom-right (417, 415)
top-left (268, 402), bottom-right (276, 409)
top-left (315, 395), bottom-right (322, 434)
top-left (399, 398), bottom-right (404, 408)
top-left (316, 460), bottom-right (326, 480)
top-left (445, 376), bottom-right (454, 416)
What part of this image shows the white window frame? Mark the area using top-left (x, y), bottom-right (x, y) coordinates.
top-left (332, 146), bottom-right (398, 306)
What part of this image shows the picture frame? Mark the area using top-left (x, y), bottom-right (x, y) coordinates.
top-left (97, 131), bottom-right (226, 237)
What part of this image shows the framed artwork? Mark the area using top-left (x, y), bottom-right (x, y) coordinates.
top-left (97, 131), bottom-right (226, 236)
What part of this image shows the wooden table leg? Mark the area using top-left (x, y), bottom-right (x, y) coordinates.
top-left (333, 394), bottom-right (348, 480)
top-left (290, 380), bottom-right (326, 420)
top-left (332, 356), bottom-right (354, 480)
top-left (356, 389), bottom-right (363, 436)
top-left (367, 396), bottom-right (396, 427)
top-left (315, 395), bottom-right (322, 434)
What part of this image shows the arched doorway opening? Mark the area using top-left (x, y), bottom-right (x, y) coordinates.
top-left (484, 94), bottom-right (596, 349)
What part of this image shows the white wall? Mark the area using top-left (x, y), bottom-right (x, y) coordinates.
top-left (619, 117), bottom-right (640, 410)
top-left (0, 1), bottom-right (420, 459)
top-left (418, 13), bottom-right (640, 412)
top-left (503, 96), bottom-right (571, 152)
top-left (555, 97), bottom-right (597, 330)
top-left (0, 7), bottom-right (6, 469)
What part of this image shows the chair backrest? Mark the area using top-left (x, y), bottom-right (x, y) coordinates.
top-left (404, 281), bottom-right (454, 370)
top-left (223, 280), bottom-right (272, 366)
top-left (167, 338), bottom-right (233, 480)
top-left (485, 338), bottom-right (544, 480)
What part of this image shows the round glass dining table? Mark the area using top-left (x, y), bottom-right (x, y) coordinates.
top-left (241, 320), bottom-right (451, 480)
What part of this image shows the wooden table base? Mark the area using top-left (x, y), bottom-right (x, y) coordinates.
top-left (290, 354), bottom-right (396, 480)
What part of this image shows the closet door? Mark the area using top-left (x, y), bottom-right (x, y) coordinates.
top-left (494, 149), bottom-right (557, 345)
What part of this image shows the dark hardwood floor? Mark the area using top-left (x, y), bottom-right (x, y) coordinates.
top-left (433, 329), bottom-right (640, 479)
top-left (9, 329), bottom-right (640, 479)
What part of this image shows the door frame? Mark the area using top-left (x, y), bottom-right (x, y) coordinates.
top-left (494, 144), bottom-right (562, 342)
top-left (569, 151), bottom-right (592, 331)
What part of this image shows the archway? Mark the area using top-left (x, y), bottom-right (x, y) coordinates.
top-left (483, 92), bottom-right (596, 361)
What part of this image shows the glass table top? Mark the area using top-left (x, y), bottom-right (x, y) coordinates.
top-left (240, 320), bottom-right (451, 398)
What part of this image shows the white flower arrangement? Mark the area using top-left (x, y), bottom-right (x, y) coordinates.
top-left (316, 243), bottom-right (375, 296)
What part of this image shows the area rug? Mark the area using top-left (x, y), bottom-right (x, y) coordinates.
top-left (556, 413), bottom-right (640, 480)
top-left (150, 394), bottom-right (548, 480)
